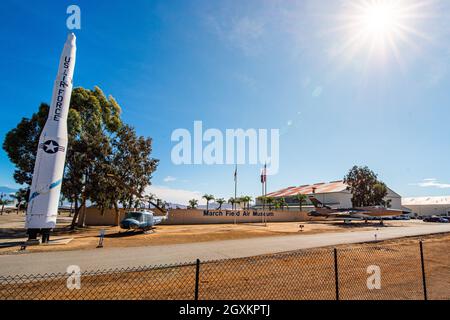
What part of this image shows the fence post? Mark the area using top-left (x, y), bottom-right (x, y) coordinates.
top-left (419, 241), bottom-right (428, 300)
top-left (334, 248), bottom-right (340, 301)
top-left (195, 259), bottom-right (200, 301)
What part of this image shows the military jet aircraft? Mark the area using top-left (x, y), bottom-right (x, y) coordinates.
top-left (307, 196), bottom-right (402, 219)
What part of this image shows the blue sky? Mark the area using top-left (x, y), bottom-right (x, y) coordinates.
top-left (0, 0), bottom-right (449, 204)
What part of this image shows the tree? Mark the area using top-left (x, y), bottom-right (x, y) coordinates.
top-left (188, 199), bottom-right (199, 209)
top-left (373, 182), bottom-right (389, 206)
top-left (295, 193), bottom-right (308, 211)
top-left (90, 125), bottom-right (158, 223)
top-left (0, 193), bottom-right (12, 215)
top-left (266, 197), bottom-right (274, 210)
top-left (202, 194), bottom-right (215, 211)
top-left (228, 197), bottom-right (237, 209)
top-left (344, 165), bottom-right (388, 207)
top-left (257, 196), bottom-right (267, 209)
top-left (278, 197), bottom-right (287, 211)
top-left (64, 87), bottom-right (123, 228)
top-left (11, 189), bottom-right (28, 214)
top-left (215, 198), bottom-right (226, 210)
top-left (274, 199), bottom-right (281, 210)
top-left (240, 196), bottom-right (253, 210)
top-left (144, 194), bottom-right (156, 209)
top-left (3, 103), bottom-right (49, 187)
top-left (234, 197), bottom-right (244, 210)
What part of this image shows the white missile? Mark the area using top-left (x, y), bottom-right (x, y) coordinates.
top-left (26, 33), bottom-right (77, 234)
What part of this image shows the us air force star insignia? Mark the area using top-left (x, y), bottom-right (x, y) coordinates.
top-left (40, 140), bottom-right (65, 154)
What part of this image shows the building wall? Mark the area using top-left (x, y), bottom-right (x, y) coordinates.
top-left (403, 205), bottom-right (450, 217)
top-left (84, 207), bottom-right (126, 226)
top-left (84, 207), bottom-right (167, 226)
top-left (265, 191), bottom-right (402, 210)
top-left (312, 192), bottom-right (353, 209)
top-left (163, 209), bottom-right (323, 225)
top-left (84, 208), bottom-right (321, 226)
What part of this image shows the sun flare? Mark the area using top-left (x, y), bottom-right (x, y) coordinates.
top-left (361, 2), bottom-right (400, 36)
top-left (333, 0), bottom-right (431, 65)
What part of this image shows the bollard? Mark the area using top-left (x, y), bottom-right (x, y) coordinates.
top-left (97, 229), bottom-right (105, 248)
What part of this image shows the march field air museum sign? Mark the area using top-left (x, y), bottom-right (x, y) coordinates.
top-left (203, 210), bottom-right (275, 217)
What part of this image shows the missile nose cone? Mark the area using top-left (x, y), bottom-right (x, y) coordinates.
top-left (66, 33), bottom-right (76, 46)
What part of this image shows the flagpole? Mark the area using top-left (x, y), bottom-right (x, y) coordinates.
top-left (234, 164), bottom-right (237, 225)
top-left (264, 163), bottom-right (267, 226)
top-left (234, 164), bottom-right (237, 211)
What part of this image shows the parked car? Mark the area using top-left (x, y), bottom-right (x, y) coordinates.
top-left (423, 216), bottom-right (449, 223)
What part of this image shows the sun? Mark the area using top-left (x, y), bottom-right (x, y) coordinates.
top-left (361, 2), bottom-right (400, 36)
top-left (332, 0), bottom-right (430, 65)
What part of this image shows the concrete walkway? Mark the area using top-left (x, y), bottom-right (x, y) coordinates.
top-left (0, 224), bottom-right (449, 277)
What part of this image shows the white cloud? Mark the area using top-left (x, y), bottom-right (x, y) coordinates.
top-left (163, 176), bottom-right (177, 183)
top-left (228, 16), bottom-right (265, 54)
top-left (203, 11), bottom-right (266, 56)
top-left (411, 178), bottom-right (450, 189)
top-left (312, 86), bottom-right (323, 98)
top-left (145, 185), bottom-right (206, 205)
top-left (234, 72), bottom-right (257, 90)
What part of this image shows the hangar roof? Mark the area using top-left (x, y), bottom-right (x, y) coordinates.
top-left (266, 180), bottom-right (348, 197)
top-left (402, 196), bottom-right (450, 206)
top-left (266, 180), bottom-right (401, 198)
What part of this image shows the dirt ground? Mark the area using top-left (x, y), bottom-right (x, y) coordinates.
top-left (0, 233), bottom-right (448, 300)
top-left (0, 212), bottom-right (426, 254)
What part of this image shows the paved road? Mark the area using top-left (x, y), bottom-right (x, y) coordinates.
top-left (1, 224), bottom-right (449, 277)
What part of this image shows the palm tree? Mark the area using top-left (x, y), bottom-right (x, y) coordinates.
top-left (202, 194), bottom-right (215, 211)
top-left (274, 199), bottom-right (281, 210)
top-left (241, 196), bottom-right (253, 210)
top-left (295, 193), bottom-right (308, 211)
top-left (188, 199), bottom-right (199, 209)
top-left (228, 197), bottom-right (236, 210)
top-left (266, 197), bottom-right (274, 210)
top-left (238, 196), bottom-right (245, 210)
top-left (216, 198), bottom-right (226, 210)
top-left (0, 193), bottom-right (12, 215)
top-left (257, 196), bottom-right (266, 209)
top-left (239, 196), bottom-right (247, 210)
top-left (278, 197), bottom-right (287, 211)
top-left (11, 190), bottom-right (26, 214)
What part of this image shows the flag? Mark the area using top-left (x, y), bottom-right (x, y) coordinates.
top-left (261, 163), bottom-right (267, 184)
top-left (234, 165), bottom-right (237, 182)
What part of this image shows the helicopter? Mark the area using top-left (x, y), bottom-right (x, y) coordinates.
top-left (120, 210), bottom-right (168, 232)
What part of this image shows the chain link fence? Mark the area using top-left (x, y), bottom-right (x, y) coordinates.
top-left (0, 239), bottom-right (448, 300)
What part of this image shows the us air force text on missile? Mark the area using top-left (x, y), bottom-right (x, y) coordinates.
top-left (179, 304), bottom-right (270, 318)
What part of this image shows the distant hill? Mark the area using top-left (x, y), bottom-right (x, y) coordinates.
top-left (197, 203), bottom-right (234, 210)
top-left (0, 186), bottom-right (18, 195)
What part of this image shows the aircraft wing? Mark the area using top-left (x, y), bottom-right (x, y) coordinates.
top-left (354, 207), bottom-right (403, 217)
top-left (309, 209), bottom-right (359, 218)
top-left (322, 208), bottom-right (402, 218)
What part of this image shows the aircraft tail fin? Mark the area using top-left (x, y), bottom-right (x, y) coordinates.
top-left (308, 196), bottom-right (323, 208)
top-left (308, 196), bottom-right (333, 210)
